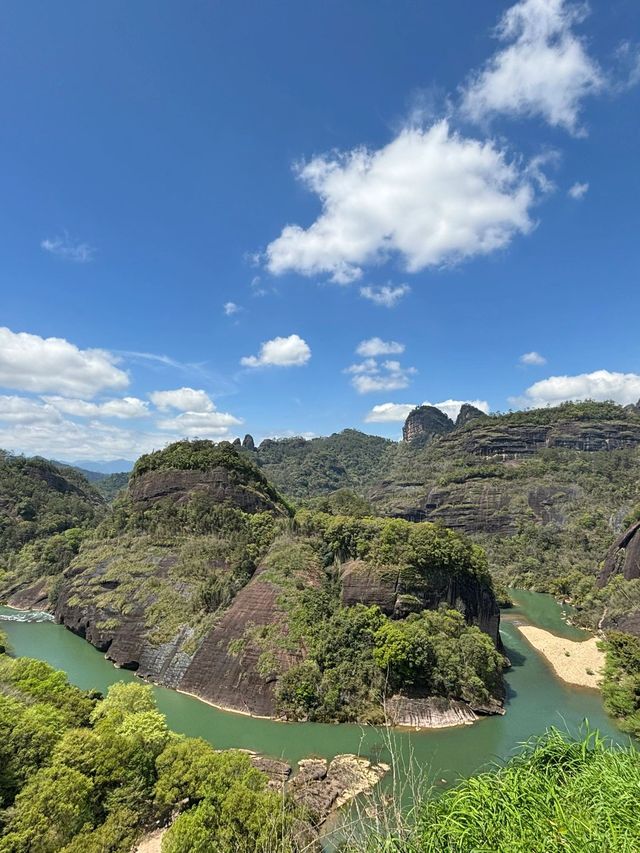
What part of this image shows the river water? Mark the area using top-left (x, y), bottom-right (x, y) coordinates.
top-left (0, 591), bottom-right (628, 791)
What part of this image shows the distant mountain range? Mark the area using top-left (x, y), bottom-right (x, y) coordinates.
top-left (63, 458), bottom-right (134, 475)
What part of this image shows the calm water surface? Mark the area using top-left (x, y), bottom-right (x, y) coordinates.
top-left (0, 590), bottom-right (629, 789)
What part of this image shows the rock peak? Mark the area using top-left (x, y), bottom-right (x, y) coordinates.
top-left (402, 406), bottom-right (454, 445)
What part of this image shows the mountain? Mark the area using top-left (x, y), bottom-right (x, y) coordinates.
top-left (66, 458), bottom-right (134, 475)
top-left (2, 439), bottom-right (503, 725)
top-left (247, 429), bottom-right (394, 498)
top-left (0, 451), bottom-right (105, 608)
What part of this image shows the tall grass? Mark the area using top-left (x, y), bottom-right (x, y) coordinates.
top-left (333, 728), bottom-right (640, 853)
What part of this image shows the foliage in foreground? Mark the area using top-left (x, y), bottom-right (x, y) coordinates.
top-left (600, 631), bottom-right (640, 739)
top-left (0, 644), bottom-right (302, 853)
top-left (340, 729), bottom-right (640, 853)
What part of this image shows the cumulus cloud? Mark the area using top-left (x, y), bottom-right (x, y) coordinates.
top-left (156, 410), bottom-right (243, 437)
top-left (241, 334), bottom-right (311, 368)
top-left (512, 369), bottom-right (640, 408)
top-left (460, 0), bottom-right (604, 134)
top-left (568, 181), bottom-right (589, 199)
top-left (520, 351), bottom-right (547, 365)
top-left (41, 233), bottom-right (95, 263)
top-left (265, 121), bottom-right (536, 283)
top-left (149, 388), bottom-right (214, 413)
top-left (364, 399), bottom-right (490, 422)
top-left (364, 402), bottom-right (416, 423)
top-left (360, 284), bottom-right (411, 308)
top-left (43, 396), bottom-right (150, 419)
top-left (0, 396), bottom-right (63, 425)
top-left (346, 359), bottom-right (416, 394)
top-left (224, 302), bottom-right (241, 316)
top-left (0, 327), bottom-right (129, 397)
top-left (356, 338), bottom-right (405, 357)
top-left (0, 403), bottom-right (169, 462)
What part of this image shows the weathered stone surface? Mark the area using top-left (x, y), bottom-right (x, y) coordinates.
top-left (242, 434), bottom-right (256, 451)
top-left (288, 755), bottom-right (387, 825)
top-left (460, 421), bottom-right (640, 459)
top-left (386, 694), bottom-right (479, 728)
top-left (5, 577), bottom-right (51, 610)
top-left (455, 404), bottom-right (487, 428)
top-left (178, 566), bottom-right (303, 716)
top-left (598, 521), bottom-right (640, 587)
top-left (129, 467), bottom-right (287, 516)
top-left (402, 406), bottom-right (454, 445)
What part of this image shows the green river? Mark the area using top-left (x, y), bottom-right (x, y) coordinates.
top-left (0, 590), bottom-right (629, 792)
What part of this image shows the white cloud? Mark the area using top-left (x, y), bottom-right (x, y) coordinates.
top-left (43, 396), bottom-right (150, 419)
top-left (356, 338), bottom-right (405, 357)
top-left (156, 410), bottom-right (242, 437)
top-left (224, 302), bottom-right (241, 316)
top-left (0, 396), bottom-right (63, 425)
top-left (0, 327), bottom-right (129, 397)
top-left (512, 369), bottom-right (640, 408)
top-left (568, 181), bottom-right (589, 199)
top-left (520, 350), bottom-right (547, 365)
top-left (364, 398), bottom-right (490, 422)
top-left (41, 233), bottom-right (95, 263)
top-left (265, 120), bottom-right (536, 283)
top-left (241, 334), bottom-right (311, 368)
top-left (364, 402), bottom-right (416, 423)
top-left (461, 0), bottom-right (604, 134)
top-left (346, 359), bottom-right (416, 394)
top-left (360, 284), bottom-right (411, 308)
top-left (149, 387), bottom-right (214, 413)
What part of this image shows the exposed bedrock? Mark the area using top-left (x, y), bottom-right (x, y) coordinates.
top-left (178, 566), bottom-right (303, 716)
top-left (129, 467), bottom-right (287, 516)
top-left (598, 520), bottom-right (640, 587)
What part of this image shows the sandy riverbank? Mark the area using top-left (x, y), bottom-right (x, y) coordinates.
top-left (517, 625), bottom-right (604, 689)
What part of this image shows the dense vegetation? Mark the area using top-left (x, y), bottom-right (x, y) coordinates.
top-left (0, 453), bottom-right (104, 600)
top-left (600, 631), bottom-right (640, 739)
top-left (248, 514), bottom-right (503, 722)
top-left (0, 642), bottom-right (303, 853)
top-left (346, 729), bottom-right (640, 852)
top-left (252, 429), bottom-right (393, 498)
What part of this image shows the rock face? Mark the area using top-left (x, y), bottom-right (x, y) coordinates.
top-left (402, 406), bottom-right (454, 445)
top-left (178, 566), bottom-right (310, 716)
top-left (129, 467), bottom-right (287, 516)
top-left (458, 421), bottom-right (640, 459)
top-left (455, 404), bottom-right (487, 428)
top-left (242, 434), bottom-right (256, 451)
top-left (288, 755), bottom-right (387, 825)
top-left (597, 521), bottom-right (640, 587)
top-left (386, 694), bottom-right (479, 728)
top-left (339, 559), bottom-right (500, 644)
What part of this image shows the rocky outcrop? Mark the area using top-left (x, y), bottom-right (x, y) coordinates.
top-left (459, 421), bottom-right (640, 459)
top-left (402, 406), bottom-right (454, 445)
top-left (455, 404), bottom-right (487, 428)
top-left (339, 559), bottom-right (500, 644)
top-left (597, 521), bottom-right (640, 587)
top-left (288, 755), bottom-right (387, 825)
top-left (178, 566), bottom-right (306, 716)
top-left (242, 434), bottom-right (256, 451)
top-left (129, 467), bottom-right (287, 516)
top-left (386, 694), bottom-right (479, 728)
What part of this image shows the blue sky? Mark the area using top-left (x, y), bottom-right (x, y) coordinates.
top-left (0, 0), bottom-right (639, 462)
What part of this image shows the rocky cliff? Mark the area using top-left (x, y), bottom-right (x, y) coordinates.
top-left (402, 405), bottom-right (454, 444)
top-left (46, 439), bottom-right (504, 721)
